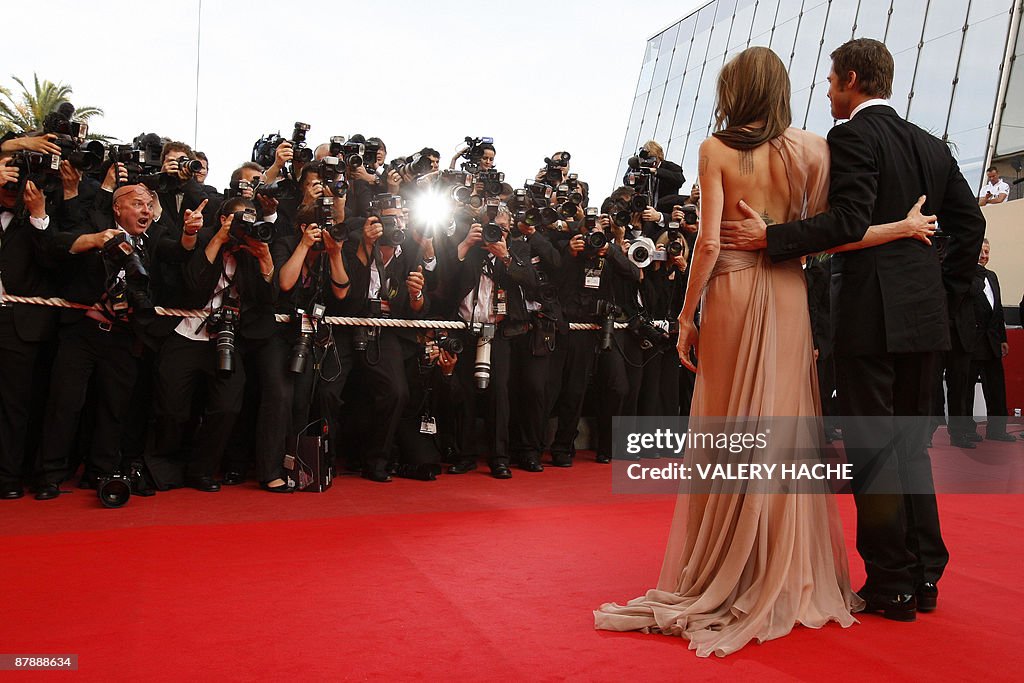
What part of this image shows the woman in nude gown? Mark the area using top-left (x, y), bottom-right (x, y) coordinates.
top-left (594, 47), bottom-right (935, 657)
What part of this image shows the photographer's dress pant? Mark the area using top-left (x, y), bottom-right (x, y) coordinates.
top-left (595, 331), bottom-right (643, 460)
top-left (36, 319), bottom-right (138, 485)
top-left (548, 330), bottom-right (598, 460)
top-left (638, 345), bottom-right (681, 417)
top-left (509, 334), bottom-right (551, 464)
top-left (291, 327), bottom-right (354, 462)
top-left (356, 331), bottom-right (411, 475)
top-left (973, 355), bottom-right (1009, 436)
top-left (454, 331), bottom-right (512, 468)
top-left (0, 317), bottom-right (39, 485)
top-left (147, 333), bottom-right (244, 488)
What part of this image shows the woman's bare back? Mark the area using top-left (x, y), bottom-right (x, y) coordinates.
top-left (704, 135), bottom-right (793, 227)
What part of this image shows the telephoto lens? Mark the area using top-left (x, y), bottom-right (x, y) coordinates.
top-left (216, 326), bottom-right (235, 374)
top-left (289, 309), bottom-right (315, 375)
top-left (474, 335), bottom-right (492, 390)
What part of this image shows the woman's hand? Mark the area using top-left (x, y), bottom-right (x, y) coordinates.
top-left (676, 319), bottom-right (699, 372)
top-left (900, 195), bottom-right (937, 244)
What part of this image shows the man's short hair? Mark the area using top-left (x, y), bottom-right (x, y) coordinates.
top-left (987, 166), bottom-right (998, 173)
top-left (830, 38), bottom-right (894, 99)
top-left (230, 161), bottom-right (264, 185)
top-left (419, 147), bottom-right (440, 159)
top-left (161, 141), bottom-right (195, 162)
top-left (195, 151), bottom-right (209, 163)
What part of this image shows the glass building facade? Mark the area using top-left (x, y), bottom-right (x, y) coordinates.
top-left (619, 0), bottom-right (1022, 190)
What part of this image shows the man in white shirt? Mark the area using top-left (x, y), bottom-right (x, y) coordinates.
top-left (978, 167), bottom-right (1010, 206)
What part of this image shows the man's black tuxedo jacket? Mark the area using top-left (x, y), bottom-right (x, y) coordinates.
top-left (766, 105), bottom-right (985, 356)
top-left (0, 212), bottom-right (57, 342)
top-left (972, 266), bottom-right (1006, 359)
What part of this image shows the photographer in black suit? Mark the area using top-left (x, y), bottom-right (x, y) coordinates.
top-left (34, 184), bottom-right (201, 499)
top-left (0, 161), bottom-right (58, 499)
top-left (624, 140), bottom-right (684, 205)
top-left (720, 38), bottom-right (985, 620)
top-left (970, 239), bottom-right (1016, 442)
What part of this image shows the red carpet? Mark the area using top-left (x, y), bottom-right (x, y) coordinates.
top-left (2, 449), bottom-right (1022, 681)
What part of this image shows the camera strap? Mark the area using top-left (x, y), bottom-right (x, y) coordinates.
top-left (197, 262), bottom-right (237, 333)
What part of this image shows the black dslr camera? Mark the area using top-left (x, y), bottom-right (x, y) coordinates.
top-left (339, 140), bottom-right (380, 170)
top-left (628, 315), bottom-right (673, 351)
top-left (681, 203), bottom-right (698, 227)
top-left (289, 303), bottom-right (326, 374)
top-left (628, 147), bottom-right (658, 170)
top-left (229, 207), bottom-right (273, 244)
top-left (317, 156), bottom-right (349, 195)
top-left (543, 152), bottom-right (570, 186)
top-left (369, 194), bottom-right (406, 246)
top-left (477, 169), bottom-right (505, 197)
top-left (582, 207), bottom-right (608, 254)
top-left (459, 135), bottom-right (494, 172)
top-left (4, 150), bottom-right (61, 192)
top-left (207, 297), bottom-right (240, 375)
top-left (101, 232), bottom-right (152, 315)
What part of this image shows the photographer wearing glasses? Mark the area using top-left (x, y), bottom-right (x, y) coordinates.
top-left (145, 197), bottom-right (276, 492)
top-left (34, 184), bottom-right (201, 499)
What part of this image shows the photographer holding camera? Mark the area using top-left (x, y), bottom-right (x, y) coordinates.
top-left (145, 197), bottom-right (276, 492)
top-left (34, 184), bottom-right (201, 499)
top-left (446, 204), bottom-right (536, 478)
top-left (0, 160), bottom-right (59, 499)
top-left (153, 141), bottom-right (210, 231)
top-left (266, 169), bottom-right (354, 489)
top-left (545, 197), bottom-right (640, 467)
top-left (624, 140), bottom-right (684, 205)
top-left (341, 192), bottom-right (433, 482)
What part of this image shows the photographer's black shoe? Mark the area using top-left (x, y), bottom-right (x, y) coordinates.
top-left (448, 460), bottom-right (477, 475)
top-left (595, 454), bottom-right (612, 464)
top-left (34, 484), bottom-right (62, 501)
top-left (185, 477), bottom-right (221, 492)
top-left (490, 463), bottom-right (512, 479)
top-left (1, 482), bottom-right (24, 499)
top-left (520, 458), bottom-right (544, 472)
top-left (550, 454), bottom-right (573, 468)
top-left (916, 583), bottom-right (938, 612)
top-left (220, 470), bottom-right (245, 486)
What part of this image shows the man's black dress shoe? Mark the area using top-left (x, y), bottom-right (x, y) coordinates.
top-left (986, 432), bottom-right (1018, 442)
top-left (185, 477), bottom-right (221, 492)
top-left (860, 591), bottom-right (917, 621)
top-left (949, 435), bottom-right (977, 449)
top-left (520, 459), bottom-right (544, 472)
top-left (550, 454), bottom-right (573, 468)
top-left (916, 582), bottom-right (938, 612)
top-left (1, 483), bottom-right (24, 499)
top-left (221, 470), bottom-right (245, 486)
top-left (490, 463), bottom-right (512, 479)
top-left (595, 454), bottom-right (612, 464)
top-left (966, 432), bottom-right (984, 442)
top-left (447, 460), bottom-right (477, 475)
top-left (34, 484), bottom-right (61, 501)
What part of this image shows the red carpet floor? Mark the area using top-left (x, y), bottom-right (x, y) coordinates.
top-left (2, 447), bottom-right (1022, 681)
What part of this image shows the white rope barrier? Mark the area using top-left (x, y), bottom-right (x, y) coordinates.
top-left (0, 294), bottom-right (646, 330)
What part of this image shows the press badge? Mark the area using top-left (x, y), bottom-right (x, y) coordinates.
top-left (584, 271), bottom-right (601, 289)
top-left (494, 289), bottom-right (507, 315)
top-left (420, 417), bottom-right (437, 434)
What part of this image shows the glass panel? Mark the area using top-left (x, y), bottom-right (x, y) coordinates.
top-left (674, 71), bottom-right (698, 138)
top-left (923, 0), bottom-right (970, 41)
top-left (770, 16), bottom-right (800, 60)
top-left (948, 14), bottom-right (1009, 136)
top-left (969, 0), bottom-right (1014, 24)
top-left (853, 0), bottom-right (890, 40)
top-left (681, 140), bottom-right (701, 186)
top-left (908, 31), bottom-right (963, 136)
top-left (748, 29), bottom-right (772, 48)
top-left (817, 0), bottom-right (860, 82)
top-left (668, 15), bottom-right (698, 81)
top-left (667, 134), bottom-right (687, 165)
top-left (729, 0), bottom-right (758, 49)
top-left (790, 87), bottom-right (813, 129)
top-left (776, 0), bottom-right (804, 24)
top-left (636, 36), bottom-right (660, 96)
top-left (651, 23), bottom-right (680, 87)
top-left (947, 126), bottom-right (991, 188)
top-left (689, 3), bottom-right (717, 67)
top-left (621, 94), bottom-right (648, 160)
top-left (656, 76), bottom-right (686, 143)
top-left (889, 45), bottom-right (920, 118)
top-left (749, 0), bottom-right (779, 40)
top-left (637, 83), bottom-right (666, 144)
top-left (885, 0), bottom-right (928, 53)
top-left (707, 0), bottom-right (738, 57)
top-left (804, 84), bottom-right (835, 134)
top-left (789, 3), bottom-right (829, 91)
top-left (691, 53), bottom-right (726, 138)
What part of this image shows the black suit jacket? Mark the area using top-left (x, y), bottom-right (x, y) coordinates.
top-left (765, 106), bottom-right (986, 356)
top-left (972, 267), bottom-right (1006, 359)
top-left (0, 211), bottom-right (58, 342)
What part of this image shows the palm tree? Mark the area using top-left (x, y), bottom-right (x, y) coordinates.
top-left (0, 74), bottom-right (108, 140)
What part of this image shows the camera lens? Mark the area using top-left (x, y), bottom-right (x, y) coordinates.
top-left (668, 242), bottom-right (683, 257)
top-left (482, 222), bottom-right (503, 244)
top-left (630, 195), bottom-right (648, 212)
top-left (97, 476), bottom-right (131, 508)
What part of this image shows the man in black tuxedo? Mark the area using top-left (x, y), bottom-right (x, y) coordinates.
top-left (971, 239), bottom-right (1016, 441)
top-left (0, 167), bottom-right (57, 499)
top-left (720, 38), bottom-right (985, 621)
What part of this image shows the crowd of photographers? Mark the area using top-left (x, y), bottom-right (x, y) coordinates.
top-left (0, 106), bottom-right (702, 504)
